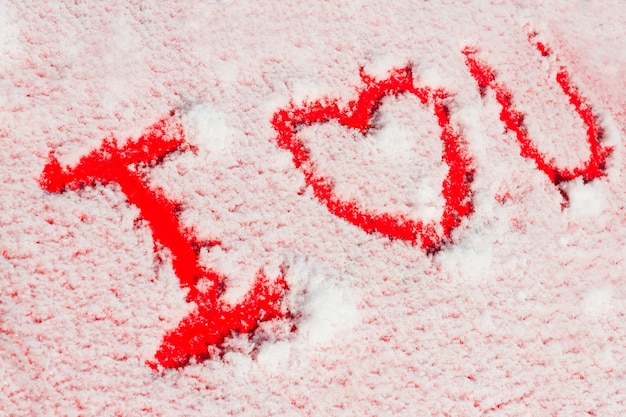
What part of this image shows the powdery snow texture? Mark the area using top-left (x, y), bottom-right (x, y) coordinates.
top-left (1, 1), bottom-right (625, 416)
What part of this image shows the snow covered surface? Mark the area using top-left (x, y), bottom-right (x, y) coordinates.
top-left (1, 1), bottom-right (625, 415)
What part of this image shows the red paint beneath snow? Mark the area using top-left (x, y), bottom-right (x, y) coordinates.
top-left (272, 67), bottom-right (474, 252)
top-left (37, 34), bottom-right (611, 370)
top-left (40, 115), bottom-right (288, 370)
top-left (462, 34), bottom-right (612, 188)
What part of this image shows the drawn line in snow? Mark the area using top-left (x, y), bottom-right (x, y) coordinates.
top-left (272, 66), bottom-right (474, 253)
top-left (37, 33), bottom-right (612, 370)
top-left (462, 33), bottom-right (612, 205)
top-left (39, 114), bottom-right (289, 370)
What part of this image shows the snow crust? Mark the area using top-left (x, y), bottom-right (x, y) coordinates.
top-left (1, 0), bottom-right (625, 415)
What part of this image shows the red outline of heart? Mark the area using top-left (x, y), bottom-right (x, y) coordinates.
top-left (272, 66), bottom-right (474, 252)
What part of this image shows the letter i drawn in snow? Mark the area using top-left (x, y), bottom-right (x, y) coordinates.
top-left (39, 113), bottom-right (290, 370)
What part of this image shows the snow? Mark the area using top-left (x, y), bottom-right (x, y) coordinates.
top-left (181, 103), bottom-right (233, 157)
top-left (1, 0), bottom-right (625, 415)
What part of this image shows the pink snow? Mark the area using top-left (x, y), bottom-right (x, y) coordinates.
top-left (1, 1), bottom-right (625, 416)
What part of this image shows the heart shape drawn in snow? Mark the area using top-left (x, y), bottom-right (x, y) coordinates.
top-left (272, 66), bottom-right (474, 252)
